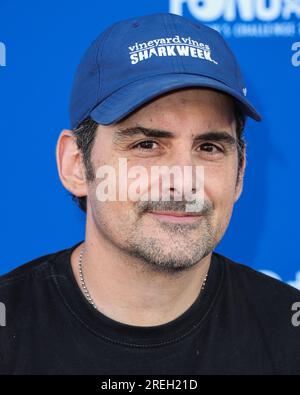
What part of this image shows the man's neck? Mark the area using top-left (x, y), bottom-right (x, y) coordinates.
top-left (71, 232), bottom-right (211, 327)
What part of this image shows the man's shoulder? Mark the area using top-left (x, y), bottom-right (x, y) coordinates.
top-left (0, 244), bottom-right (76, 293)
top-left (1, 252), bottom-right (54, 284)
top-left (214, 251), bottom-right (300, 299)
top-left (214, 253), bottom-right (300, 374)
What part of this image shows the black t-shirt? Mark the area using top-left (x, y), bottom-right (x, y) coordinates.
top-left (0, 241), bottom-right (300, 375)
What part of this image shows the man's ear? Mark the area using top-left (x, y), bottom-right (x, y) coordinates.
top-left (234, 146), bottom-right (246, 203)
top-left (56, 129), bottom-right (87, 197)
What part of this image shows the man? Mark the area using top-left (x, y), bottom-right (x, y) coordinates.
top-left (0, 13), bottom-right (299, 375)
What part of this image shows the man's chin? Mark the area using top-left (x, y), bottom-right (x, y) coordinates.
top-left (127, 239), bottom-right (210, 273)
top-left (130, 252), bottom-right (202, 274)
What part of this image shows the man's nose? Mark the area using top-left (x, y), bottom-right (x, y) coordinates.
top-left (168, 146), bottom-right (195, 168)
top-left (165, 148), bottom-right (201, 197)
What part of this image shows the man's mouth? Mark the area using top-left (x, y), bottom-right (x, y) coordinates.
top-left (147, 211), bottom-right (202, 223)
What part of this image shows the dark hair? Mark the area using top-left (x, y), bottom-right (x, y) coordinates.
top-left (71, 117), bottom-right (99, 212)
top-left (71, 105), bottom-right (246, 213)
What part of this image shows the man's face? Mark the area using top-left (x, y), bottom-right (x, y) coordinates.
top-left (86, 88), bottom-right (244, 273)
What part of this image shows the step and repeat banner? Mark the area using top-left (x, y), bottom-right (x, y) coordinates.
top-left (0, 0), bottom-right (299, 288)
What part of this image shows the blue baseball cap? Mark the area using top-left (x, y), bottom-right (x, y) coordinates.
top-left (70, 12), bottom-right (262, 129)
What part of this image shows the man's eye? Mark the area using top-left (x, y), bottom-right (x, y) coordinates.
top-left (133, 140), bottom-right (158, 150)
top-left (198, 143), bottom-right (223, 154)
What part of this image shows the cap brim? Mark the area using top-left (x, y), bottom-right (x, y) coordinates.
top-left (90, 73), bottom-right (262, 125)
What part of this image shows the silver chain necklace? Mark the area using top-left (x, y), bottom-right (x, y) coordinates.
top-left (78, 248), bottom-right (208, 311)
top-left (78, 248), bottom-right (97, 310)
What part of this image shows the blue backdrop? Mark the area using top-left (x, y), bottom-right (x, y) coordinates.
top-left (1, 0), bottom-right (299, 288)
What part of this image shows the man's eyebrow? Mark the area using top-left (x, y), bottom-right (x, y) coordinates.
top-left (113, 126), bottom-right (174, 141)
top-left (113, 126), bottom-right (237, 146)
top-left (193, 131), bottom-right (237, 146)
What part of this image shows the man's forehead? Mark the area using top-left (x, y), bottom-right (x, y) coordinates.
top-left (113, 112), bottom-right (237, 140)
